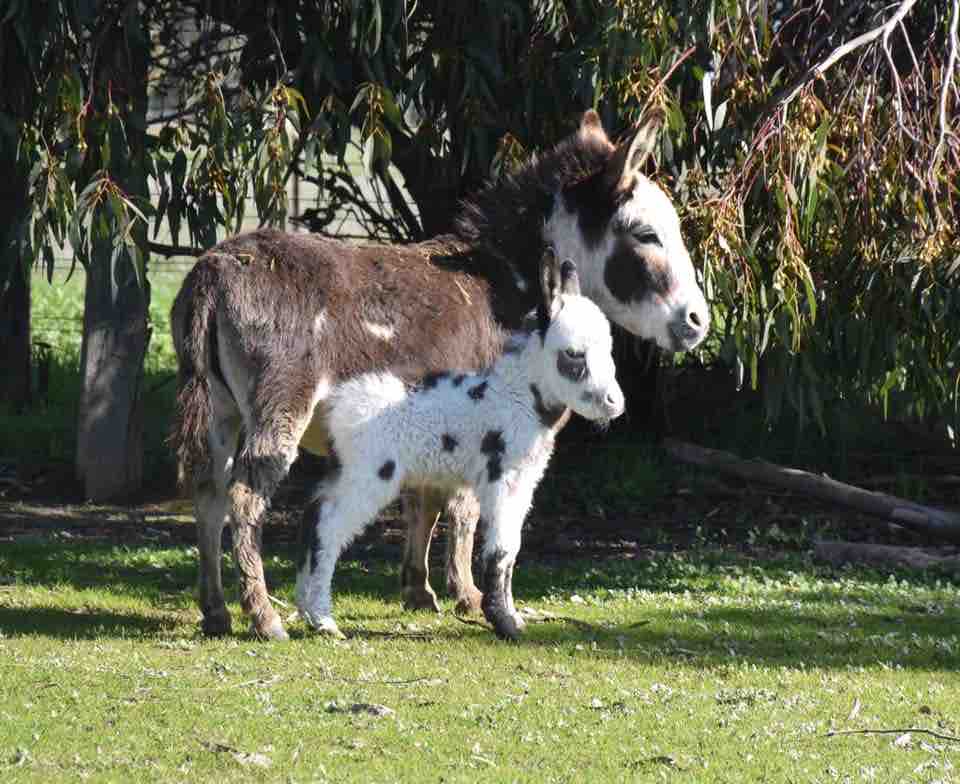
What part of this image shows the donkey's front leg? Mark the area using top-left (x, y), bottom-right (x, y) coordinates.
top-left (444, 487), bottom-right (483, 615)
top-left (400, 487), bottom-right (441, 613)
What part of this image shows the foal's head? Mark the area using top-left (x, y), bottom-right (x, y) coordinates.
top-left (534, 249), bottom-right (625, 424)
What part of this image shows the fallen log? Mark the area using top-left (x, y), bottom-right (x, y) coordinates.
top-left (814, 541), bottom-right (960, 573)
top-left (662, 439), bottom-right (960, 543)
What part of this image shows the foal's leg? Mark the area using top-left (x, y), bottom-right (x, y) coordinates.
top-left (298, 469), bottom-right (400, 637)
top-left (477, 487), bottom-right (533, 641)
top-left (400, 487), bottom-right (442, 613)
top-left (444, 487), bottom-right (483, 614)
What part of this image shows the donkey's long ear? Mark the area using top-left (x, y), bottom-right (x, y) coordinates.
top-left (559, 260), bottom-right (581, 297)
top-left (603, 108), bottom-right (665, 199)
top-left (539, 246), bottom-right (563, 334)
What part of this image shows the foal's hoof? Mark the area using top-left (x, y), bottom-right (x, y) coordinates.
top-left (453, 586), bottom-right (484, 616)
top-left (490, 612), bottom-right (526, 642)
top-left (252, 615), bottom-right (290, 642)
top-left (314, 617), bottom-right (347, 640)
top-left (402, 586), bottom-right (441, 614)
top-left (201, 609), bottom-right (233, 637)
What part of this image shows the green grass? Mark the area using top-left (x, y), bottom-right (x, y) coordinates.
top-left (1, 542), bottom-right (958, 782)
top-left (0, 267), bottom-right (186, 476)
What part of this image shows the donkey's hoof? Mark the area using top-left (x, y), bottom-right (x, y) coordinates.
top-left (201, 609), bottom-right (233, 637)
top-left (402, 586), bottom-right (441, 614)
top-left (252, 616), bottom-right (289, 641)
top-left (453, 586), bottom-right (483, 616)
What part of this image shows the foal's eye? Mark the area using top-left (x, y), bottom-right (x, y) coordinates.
top-left (564, 348), bottom-right (585, 359)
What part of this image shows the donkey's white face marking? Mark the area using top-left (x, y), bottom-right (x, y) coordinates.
top-left (538, 295), bottom-right (624, 423)
top-left (363, 321), bottom-right (395, 341)
top-left (544, 175), bottom-right (709, 352)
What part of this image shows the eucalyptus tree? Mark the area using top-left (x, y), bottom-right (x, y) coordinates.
top-left (3, 0), bottom-right (958, 499)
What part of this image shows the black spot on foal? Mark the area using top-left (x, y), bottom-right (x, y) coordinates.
top-left (468, 381), bottom-right (488, 400)
top-left (378, 460), bottom-right (396, 480)
top-left (299, 498), bottom-right (324, 574)
top-left (530, 383), bottom-right (567, 428)
top-left (421, 372), bottom-right (448, 390)
top-left (480, 430), bottom-right (506, 482)
top-left (442, 434), bottom-right (458, 452)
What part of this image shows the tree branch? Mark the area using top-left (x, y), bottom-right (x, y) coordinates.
top-left (766, 0), bottom-right (919, 114)
top-left (932, 0), bottom-right (960, 190)
top-left (825, 728), bottom-right (960, 743)
top-left (148, 241), bottom-right (201, 257)
top-left (663, 439), bottom-right (960, 543)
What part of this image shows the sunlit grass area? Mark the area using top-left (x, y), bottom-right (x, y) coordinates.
top-left (1, 542), bottom-right (957, 782)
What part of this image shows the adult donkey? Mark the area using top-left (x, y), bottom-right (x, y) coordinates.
top-left (170, 110), bottom-right (708, 640)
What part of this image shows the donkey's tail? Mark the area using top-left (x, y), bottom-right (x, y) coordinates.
top-left (168, 259), bottom-right (222, 491)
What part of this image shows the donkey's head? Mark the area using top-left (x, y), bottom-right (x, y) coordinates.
top-left (544, 111), bottom-right (709, 352)
top-left (535, 249), bottom-right (625, 423)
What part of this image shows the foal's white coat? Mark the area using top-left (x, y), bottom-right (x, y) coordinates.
top-left (295, 256), bottom-right (624, 639)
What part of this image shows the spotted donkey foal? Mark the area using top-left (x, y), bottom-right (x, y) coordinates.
top-left (295, 251), bottom-right (625, 640)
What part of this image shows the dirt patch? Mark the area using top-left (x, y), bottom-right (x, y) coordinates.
top-left (2, 453), bottom-right (958, 568)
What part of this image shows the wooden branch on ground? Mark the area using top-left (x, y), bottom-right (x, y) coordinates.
top-left (825, 727), bottom-right (960, 743)
top-left (814, 541), bottom-right (959, 573)
top-left (662, 439), bottom-right (960, 543)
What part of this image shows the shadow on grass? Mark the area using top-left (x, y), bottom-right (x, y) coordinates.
top-left (0, 604), bottom-right (180, 640)
top-left (2, 540), bottom-right (958, 670)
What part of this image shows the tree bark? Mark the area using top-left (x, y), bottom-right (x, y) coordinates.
top-left (663, 439), bottom-right (960, 543)
top-left (75, 242), bottom-right (150, 499)
top-left (0, 130), bottom-right (32, 412)
top-left (75, 12), bottom-right (151, 500)
top-left (0, 253), bottom-right (31, 412)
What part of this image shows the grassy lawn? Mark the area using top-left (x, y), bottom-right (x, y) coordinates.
top-left (0, 542), bottom-right (957, 782)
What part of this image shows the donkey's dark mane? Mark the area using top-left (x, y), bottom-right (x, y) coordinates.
top-left (450, 125), bottom-right (615, 276)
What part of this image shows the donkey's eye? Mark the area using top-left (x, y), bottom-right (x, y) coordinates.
top-left (564, 348), bottom-right (585, 359)
top-left (632, 227), bottom-right (661, 246)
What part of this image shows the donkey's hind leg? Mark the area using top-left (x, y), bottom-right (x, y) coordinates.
top-left (400, 487), bottom-right (442, 613)
top-left (227, 438), bottom-right (299, 641)
top-left (227, 381), bottom-right (319, 641)
top-left (194, 381), bottom-right (241, 636)
top-left (445, 487), bottom-right (483, 615)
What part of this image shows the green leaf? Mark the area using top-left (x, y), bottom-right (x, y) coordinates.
top-left (702, 71), bottom-right (714, 132)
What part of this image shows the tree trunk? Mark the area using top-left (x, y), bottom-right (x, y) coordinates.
top-left (75, 243), bottom-right (150, 499)
top-left (0, 255), bottom-right (31, 412)
top-left (74, 13), bottom-right (151, 500)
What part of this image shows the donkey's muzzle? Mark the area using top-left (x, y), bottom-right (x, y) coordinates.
top-left (669, 306), bottom-right (708, 350)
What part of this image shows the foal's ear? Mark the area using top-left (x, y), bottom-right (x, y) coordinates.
top-left (604, 108), bottom-right (665, 199)
top-left (539, 246), bottom-right (563, 329)
top-left (559, 260), bottom-right (581, 297)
